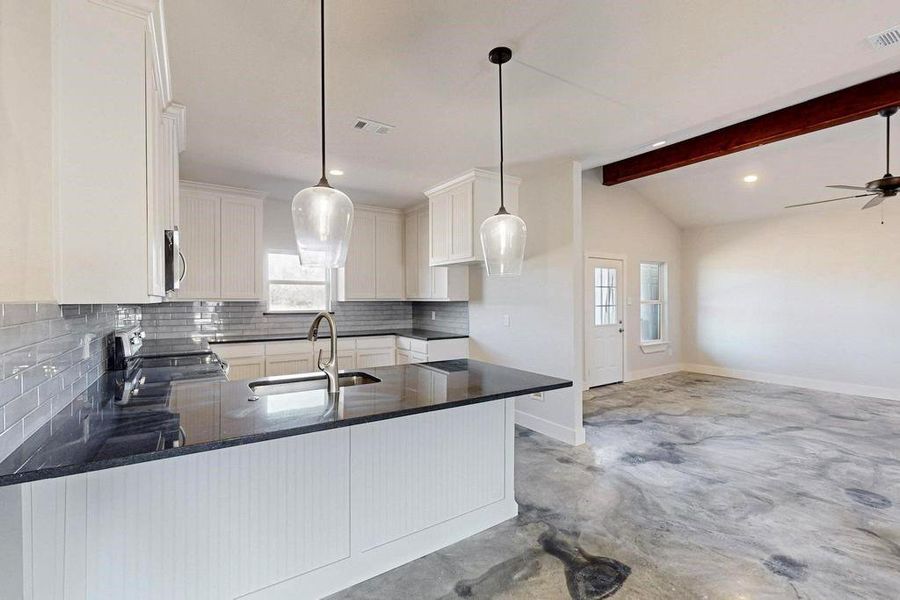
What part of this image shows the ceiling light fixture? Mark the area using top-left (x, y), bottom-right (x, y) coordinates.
top-left (329, 169), bottom-right (344, 176)
top-left (479, 47), bottom-right (527, 278)
top-left (291, 0), bottom-right (353, 268)
top-left (743, 174), bottom-right (759, 183)
top-left (651, 140), bottom-right (667, 148)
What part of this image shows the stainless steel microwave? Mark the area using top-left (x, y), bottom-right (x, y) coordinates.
top-left (164, 228), bottom-right (186, 294)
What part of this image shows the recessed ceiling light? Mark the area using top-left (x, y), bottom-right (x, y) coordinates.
top-left (651, 140), bottom-right (667, 148)
top-left (329, 169), bottom-right (344, 176)
top-left (743, 174), bottom-right (758, 183)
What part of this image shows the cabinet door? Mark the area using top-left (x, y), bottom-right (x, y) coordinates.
top-left (375, 213), bottom-right (404, 299)
top-left (145, 40), bottom-right (166, 298)
top-left (344, 210), bottom-right (377, 299)
top-left (220, 196), bottom-right (262, 299)
top-left (178, 190), bottom-right (220, 299)
top-left (404, 211), bottom-right (419, 298)
top-left (357, 350), bottom-right (395, 369)
top-left (429, 192), bottom-right (450, 264)
top-left (226, 356), bottom-right (265, 381)
top-left (337, 350), bottom-right (356, 370)
top-left (396, 350), bottom-right (411, 365)
top-left (417, 209), bottom-right (433, 298)
top-left (411, 351), bottom-right (428, 364)
top-left (449, 183), bottom-right (473, 261)
top-left (265, 354), bottom-right (314, 377)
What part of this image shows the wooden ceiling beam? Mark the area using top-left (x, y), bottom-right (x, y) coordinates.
top-left (602, 71), bottom-right (900, 186)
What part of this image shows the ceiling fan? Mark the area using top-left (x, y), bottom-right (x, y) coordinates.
top-left (785, 106), bottom-right (898, 210)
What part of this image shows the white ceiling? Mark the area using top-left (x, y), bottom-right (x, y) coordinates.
top-left (165, 0), bottom-right (900, 209)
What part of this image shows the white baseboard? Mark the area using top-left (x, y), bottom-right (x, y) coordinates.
top-left (515, 410), bottom-right (586, 446)
top-left (625, 363), bottom-right (684, 382)
top-left (682, 363), bottom-right (900, 401)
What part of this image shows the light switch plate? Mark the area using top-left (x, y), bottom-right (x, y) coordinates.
top-left (503, 314), bottom-right (510, 327)
top-left (431, 311), bottom-right (436, 320)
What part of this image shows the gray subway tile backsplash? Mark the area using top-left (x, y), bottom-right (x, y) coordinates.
top-left (0, 303), bottom-right (115, 462)
top-left (0, 298), bottom-right (467, 462)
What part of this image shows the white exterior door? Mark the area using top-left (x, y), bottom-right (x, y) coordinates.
top-left (585, 258), bottom-right (624, 387)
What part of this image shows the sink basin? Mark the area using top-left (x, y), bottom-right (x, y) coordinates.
top-left (249, 372), bottom-right (380, 395)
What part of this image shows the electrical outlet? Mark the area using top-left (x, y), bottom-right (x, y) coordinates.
top-left (503, 314), bottom-right (510, 327)
top-left (431, 311), bottom-right (436, 320)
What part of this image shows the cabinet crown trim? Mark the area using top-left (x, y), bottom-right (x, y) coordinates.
top-left (424, 168), bottom-right (522, 197)
top-left (180, 180), bottom-right (268, 201)
top-left (162, 102), bottom-right (187, 152)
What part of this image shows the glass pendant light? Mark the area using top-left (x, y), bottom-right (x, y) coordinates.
top-left (292, 0), bottom-right (353, 267)
top-left (480, 47), bottom-right (526, 277)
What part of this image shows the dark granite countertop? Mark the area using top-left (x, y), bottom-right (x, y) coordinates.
top-left (0, 359), bottom-right (570, 487)
top-left (136, 329), bottom-right (468, 358)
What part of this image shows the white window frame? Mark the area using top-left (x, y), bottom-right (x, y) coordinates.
top-left (265, 250), bottom-right (332, 314)
top-left (639, 261), bottom-right (668, 352)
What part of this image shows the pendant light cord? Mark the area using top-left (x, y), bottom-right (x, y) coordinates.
top-left (319, 0), bottom-right (328, 186)
top-left (498, 60), bottom-right (506, 213)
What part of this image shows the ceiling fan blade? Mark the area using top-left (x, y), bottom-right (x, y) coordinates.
top-left (861, 196), bottom-right (885, 210)
top-left (785, 193), bottom-right (876, 209)
top-left (826, 184), bottom-right (868, 191)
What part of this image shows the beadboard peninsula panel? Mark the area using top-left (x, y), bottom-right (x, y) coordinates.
top-left (351, 399), bottom-right (506, 552)
top-left (25, 429), bottom-right (350, 600)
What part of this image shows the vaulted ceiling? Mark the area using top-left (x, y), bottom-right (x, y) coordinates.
top-left (166, 0), bottom-right (900, 214)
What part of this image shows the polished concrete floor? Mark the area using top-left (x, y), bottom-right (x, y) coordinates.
top-left (331, 372), bottom-right (900, 599)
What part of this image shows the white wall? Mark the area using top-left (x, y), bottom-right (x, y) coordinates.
top-left (682, 206), bottom-right (900, 399)
top-left (0, 0), bottom-right (56, 302)
top-left (469, 160), bottom-right (585, 445)
top-left (582, 169), bottom-right (682, 381)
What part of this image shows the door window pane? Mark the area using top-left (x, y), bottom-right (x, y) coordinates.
top-left (641, 303), bottom-right (661, 342)
top-left (594, 267), bottom-right (617, 325)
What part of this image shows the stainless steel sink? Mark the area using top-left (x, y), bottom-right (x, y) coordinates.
top-left (249, 372), bottom-right (380, 395)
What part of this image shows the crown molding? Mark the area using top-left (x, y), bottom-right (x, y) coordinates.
top-left (163, 102), bottom-right (187, 152)
top-left (90, 0), bottom-right (173, 107)
top-left (180, 180), bottom-right (269, 201)
top-left (424, 168), bottom-right (522, 197)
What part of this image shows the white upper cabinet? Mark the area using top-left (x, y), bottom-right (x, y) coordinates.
top-left (426, 169), bottom-right (521, 267)
top-left (177, 181), bottom-right (265, 301)
top-left (337, 206), bottom-right (405, 301)
top-left (406, 205), bottom-right (468, 301)
top-left (54, 0), bottom-right (185, 304)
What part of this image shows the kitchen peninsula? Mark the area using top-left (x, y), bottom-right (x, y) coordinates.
top-left (0, 357), bottom-right (571, 600)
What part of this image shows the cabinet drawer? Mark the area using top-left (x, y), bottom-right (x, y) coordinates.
top-left (410, 351), bottom-right (428, 364)
top-left (357, 349), bottom-right (395, 369)
top-left (396, 336), bottom-right (412, 351)
top-left (210, 342), bottom-right (265, 359)
top-left (409, 339), bottom-right (428, 355)
top-left (265, 340), bottom-right (313, 356)
top-left (356, 336), bottom-right (395, 350)
top-left (265, 354), bottom-right (314, 377)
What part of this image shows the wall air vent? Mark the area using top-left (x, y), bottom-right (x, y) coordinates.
top-left (353, 117), bottom-right (395, 135)
top-left (867, 25), bottom-right (900, 48)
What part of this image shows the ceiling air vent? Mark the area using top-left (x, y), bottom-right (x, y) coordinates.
top-left (867, 25), bottom-right (900, 48)
top-left (353, 117), bottom-right (395, 135)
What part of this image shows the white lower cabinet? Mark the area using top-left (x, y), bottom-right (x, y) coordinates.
top-left (396, 336), bottom-right (469, 364)
top-left (265, 354), bottom-right (314, 377)
top-left (225, 356), bottom-right (265, 380)
top-left (213, 335), bottom-right (467, 381)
